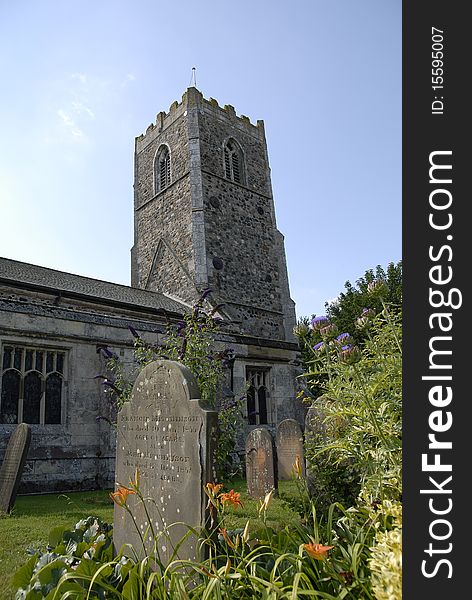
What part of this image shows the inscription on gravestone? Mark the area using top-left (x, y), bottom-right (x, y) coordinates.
top-left (245, 427), bottom-right (277, 499)
top-left (276, 419), bottom-right (305, 480)
top-left (113, 360), bottom-right (217, 563)
top-left (0, 423), bottom-right (31, 513)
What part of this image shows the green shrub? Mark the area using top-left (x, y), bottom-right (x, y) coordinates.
top-left (14, 479), bottom-right (388, 599)
top-left (97, 289), bottom-right (245, 479)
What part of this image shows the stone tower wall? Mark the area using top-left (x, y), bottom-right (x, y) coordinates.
top-left (131, 97), bottom-right (196, 302)
top-left (131, 88), bottom-right (296, 341)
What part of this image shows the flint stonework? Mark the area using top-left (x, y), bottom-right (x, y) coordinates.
top-left (245, 427), bottom-right (277, 499)
top-left (0, 423), bottom-right (31, 513)
top-left (113, 360), bottom-right (217, 563)
top-left (276, 419), bottom-right (305, 480)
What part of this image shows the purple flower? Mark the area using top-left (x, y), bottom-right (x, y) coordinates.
top-left (310, 315), bottom-right (330, 331)
top-left (335, 333), bottom-right (353, 345)
top-left (97, 346), bottom-right (116, 359)
top-left (313, 342), bottom-right (325, 352)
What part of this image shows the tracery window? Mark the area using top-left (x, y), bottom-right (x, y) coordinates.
top-left (0, 346), bottom-right (65, 425)
top-left (154, 145), bottom-right (171, 193)
top-left (224, 138), bottom-right (244, 184)
top-left (246, 367), bottom-right (270, 425)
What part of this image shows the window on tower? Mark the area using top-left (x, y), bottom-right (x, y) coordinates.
top-left (224, 138), bottom-right (245, 184)
top-left (154, 145), bottom-right (171, 193)
top-left (246, 367), bottom-right (271, 425)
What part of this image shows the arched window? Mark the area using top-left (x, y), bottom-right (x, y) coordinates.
top-left (246, 367), bottom-right (270, 425)
top-left (154, 145), bottom-right (171, 193)
top-left (0, 346), bottom-right (64, 425)
top-left (224, 138), bottom-right (244, 184)
top-left (0, 369), bottom-right (20, 424)
top-left (45, 373), bottom-right (63, 424)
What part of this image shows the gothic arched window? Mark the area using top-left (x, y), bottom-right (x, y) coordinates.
top-left (224, 138), bottom-right (244, 184)
top-left (0, 346), bottom-right (65, 425)
top-left (246, 367), bottom-right (270, 425)
top-left (154, 145), bottom-right (171, 193)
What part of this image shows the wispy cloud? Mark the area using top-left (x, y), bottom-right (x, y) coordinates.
top-left (71, 101), bottom-right (95, 119)
top-left (57, 109), bottom-right (84, 139)
top-left (43, 71), bottom-right (134, 146)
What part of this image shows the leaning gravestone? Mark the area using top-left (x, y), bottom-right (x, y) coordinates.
top-left (276, 419), bottom-right (305, 480)
top-left (0, 423), bottom-right (31, 514)
top-left (245, 428), bottom-right (277, 499)
top-left (113, 360), bottom-right (218, 563)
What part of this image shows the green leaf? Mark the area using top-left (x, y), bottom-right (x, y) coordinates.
top-left (11, 554), bottom-right (38, 590)
top-left (75, 558), bottom-right (100, 578)
top-left (48, 526), bottom-right (67, 548)
top-left (122, 569), bottom-right (141, 600)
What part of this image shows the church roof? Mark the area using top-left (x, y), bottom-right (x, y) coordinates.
top-left (0, 257), bottom-right (189, 315)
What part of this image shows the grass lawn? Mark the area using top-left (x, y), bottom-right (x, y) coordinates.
top-left (0, 479), bottom-right (301, 599)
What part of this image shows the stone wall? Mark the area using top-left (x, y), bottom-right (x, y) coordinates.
top-left (131, 88), bottom-right (297, 342)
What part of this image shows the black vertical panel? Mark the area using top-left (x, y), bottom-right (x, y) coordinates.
top-left (45, 373), bottom-right (62, 424)
top-left (23, 372), bottom-right (41, 424)
top-left (403, 2), bottom-right (467, 596)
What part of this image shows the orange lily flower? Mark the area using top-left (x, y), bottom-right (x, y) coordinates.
top-left (110, 486), bottom-right (136, 507)
top-left (220, 489), bottom-right (243, 508)
top-left (303, 542), bottom-right (334, 560)
top-left (206, 482), bottom-right (224, 495)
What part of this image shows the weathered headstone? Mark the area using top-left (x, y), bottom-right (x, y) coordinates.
top-left (0, 423), bottom-right (31, 513)
top-left (276, 419), bottom-right (305, 480)
top-left (113, 360), bottom-right (218, 563)
top-left (245, 427), bottom-right (277, 499)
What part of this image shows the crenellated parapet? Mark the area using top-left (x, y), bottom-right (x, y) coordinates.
top-left (136, 87), bottom-right (264, 151)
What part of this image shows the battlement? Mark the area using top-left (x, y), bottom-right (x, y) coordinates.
top-left (136, 87), bottom-right (264, 145)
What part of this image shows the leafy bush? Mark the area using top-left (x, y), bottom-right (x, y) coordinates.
top-left (14, 478), bottom-right (391, 599)
top-left (295, 280), bottom-right (402, 598)
top-left (298, 284), bottom-right (402, 506)
top-left (97, 289), bottom-right (245, 478)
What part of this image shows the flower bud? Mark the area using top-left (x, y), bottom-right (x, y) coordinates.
top-left (367, 280), bottom-right (388, 298)
top-left (293, 321), bottom-right (310, 338)
top-left (319, 323), bottom-right (338, 339)
top-left (338, 344), bottom-right (362, 364)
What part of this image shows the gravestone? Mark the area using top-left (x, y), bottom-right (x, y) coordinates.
top-left (276, 419), bottom-right (305, 480)
top-left (245, 428), bottom-right (277, 499)
top-left (0, 423), bottom-right (31, 513)
top-left (113, 360), bottom-right (218, 563)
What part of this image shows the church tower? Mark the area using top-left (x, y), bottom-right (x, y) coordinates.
top-left (131, 87), bottom-right (296, 342)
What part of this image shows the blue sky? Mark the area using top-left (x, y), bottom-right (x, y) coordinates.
top-left (0, 1), bottom-right (401, 319)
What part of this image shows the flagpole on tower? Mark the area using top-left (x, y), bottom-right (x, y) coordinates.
top-left (189, 67), bottom-right (197, 88)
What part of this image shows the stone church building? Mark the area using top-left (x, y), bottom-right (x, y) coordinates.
top-left (0, 87), bottom-right (301, 492)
